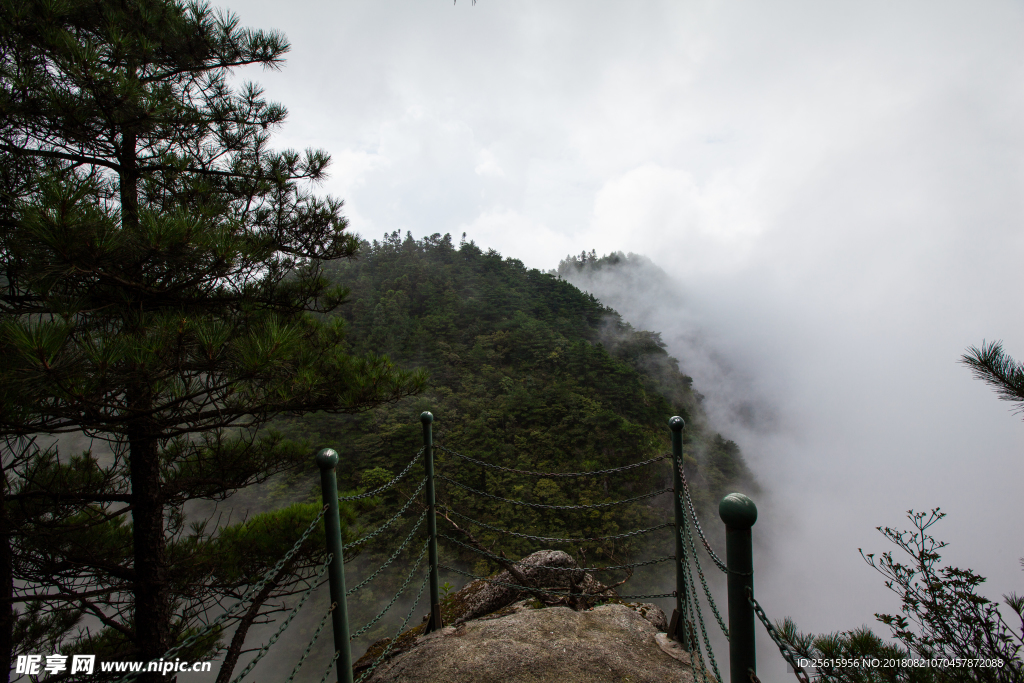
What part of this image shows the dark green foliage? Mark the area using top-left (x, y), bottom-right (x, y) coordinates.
top-left (776, 618), bottom-right (926, 683)
top-left (779, 510), bottom-right (1023, 683)
top-left (864, 510), bottom-right (1023, 681)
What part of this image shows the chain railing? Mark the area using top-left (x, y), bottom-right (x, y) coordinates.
top-left (346, 512), bottom-right (427, 597)
top-left (338, 447), bottom-right (424, 501)
top-left (437, 444), bottom-right (671, 477)
top-left (131, 413), bottom-right (809, 683)
top-left (113, 504), bottom-right (330, 683)
top-left (668, 416), bottom-right (726, 683)
top-left (227, 557), bottom-right (334, 683)
top-left (438, 474), bottom-right (673, 510)
top-left (445, 507), bottom-right (675, 544)
top-left (353, 570), bottom-right (432, 683)
top-left (343, 477), bottom-right (427, 552)
top-left (440, 531), bottom-right (674, 574)
top-left (432, 414), bottom-right (734, 683)
top-left (350, 544), bottom-right (429, 640)
top-left (678, 457), bottom-right (728, 573)
top-left (283, 602), bottom-right (336, 683)
top-left (679, 506), bottom-right (725, 683)
top-left (717, 491), bottom-right (816, 683)
top-left (747, 588), bottom-right (813, 683)
top-left (681, 504), bottom-right (729, 637)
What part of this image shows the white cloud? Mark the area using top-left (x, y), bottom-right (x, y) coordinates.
top-left (589, 164), bottom-right (765, 275)
top-left (474, 148), bottom-right (504, 177)
top-left (456, 208), bottom-right (578, 265)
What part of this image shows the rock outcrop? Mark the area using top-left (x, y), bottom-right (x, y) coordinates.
top-left (354, 550), bottom-right (692, 683)
top-left (448, 549), bottom-right (611, 623)
top-left (363, 603), bottom-right (694, 683)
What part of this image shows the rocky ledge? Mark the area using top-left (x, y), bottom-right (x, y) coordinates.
top-left (355, 550), bottom-right (697, 683)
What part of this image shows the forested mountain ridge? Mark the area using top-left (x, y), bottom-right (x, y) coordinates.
top-left (274, 231), bottom-right (755, 569)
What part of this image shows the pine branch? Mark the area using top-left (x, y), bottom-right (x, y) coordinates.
top-left (7, 492), bottom-right (132, 503)
top-left (961, 340), bottom-right (1024, 415)
top-left (71, 595), bottom-right (135, 640)
top-left (2, 586), bottom-right (120, 604)
top-left (0, 143), bottom-right (120, 172)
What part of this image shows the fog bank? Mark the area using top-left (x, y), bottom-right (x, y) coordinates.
top-left (560, 252), bottom-right (1023, 678)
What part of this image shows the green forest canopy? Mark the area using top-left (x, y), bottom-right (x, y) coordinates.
top-left (274, 231), bottom-right (755, 571)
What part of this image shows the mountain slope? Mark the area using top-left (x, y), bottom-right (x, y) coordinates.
top-left (276, 232), bottom-right (754, 564)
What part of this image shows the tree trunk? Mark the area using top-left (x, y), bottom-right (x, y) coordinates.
top-left (129, 427), bottom-right (170, 682)
top-left (0, 476), bottom-right (13, 683)
top-left (121, 122), bottom-right (169, 680)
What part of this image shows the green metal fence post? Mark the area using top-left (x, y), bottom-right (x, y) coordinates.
top-left (315, 448), bottom-right (355, 683)
top-left (421, 411), bottom-right (443, 633)
top-left (668, 416), bottom-right (691, 648)
top-left (719, 492), bottom-right (758, 683)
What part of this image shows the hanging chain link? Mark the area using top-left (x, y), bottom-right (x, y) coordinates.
top-left (354, 569), bottom-right (432, 683)
top-left (437, 445), bottom-right (670, 478)
top-left (677, 459), bottom-right (727, 572)
top-left (679, 513), bottom-right (724, 683)
top-left (115, 505), bottom-right (329, 682)
top-left (612, 591), bottom-right (678, 600)
top-left (439, 474), bottom-right (671, 510)
top-left (350, 543), bottom-right (429, 640)
top-left (678, 531), bottom-right (711, 683)
top-left (444, 507), bottom-right (673, 544)
top-left (228, 556), bottom-right (332, 683)
top-left (317, 651), bottom-right (340, 683)
top-left (283, 602), bottom-right (336, 683)
top-left (678, 505), bottom-right (729, 637)
top-left (747, 587), bottom-right (812, 683)
top-left (345, 477), bottom-right (427, 551)
top-left (348, 512), bottom-right (427, 597)
top-left (339, 448), bottom-right (424, 501)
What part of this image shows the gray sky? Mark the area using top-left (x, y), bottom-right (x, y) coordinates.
top-left (221, 0), bottom-right (1024, 676)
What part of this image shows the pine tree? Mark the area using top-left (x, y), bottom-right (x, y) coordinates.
top-left (0, 0), bottom-right (424, 678)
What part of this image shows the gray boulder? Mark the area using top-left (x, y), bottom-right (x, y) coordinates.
top-left (448, 549), bottom-right (611, 624)
top-left (363, 603), bottom-right (695, 683)
top-left (630, 602), bottom-right (668, 632)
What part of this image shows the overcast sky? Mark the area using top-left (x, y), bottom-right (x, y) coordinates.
top-left (221, 0), bottom-right (1024, 676)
